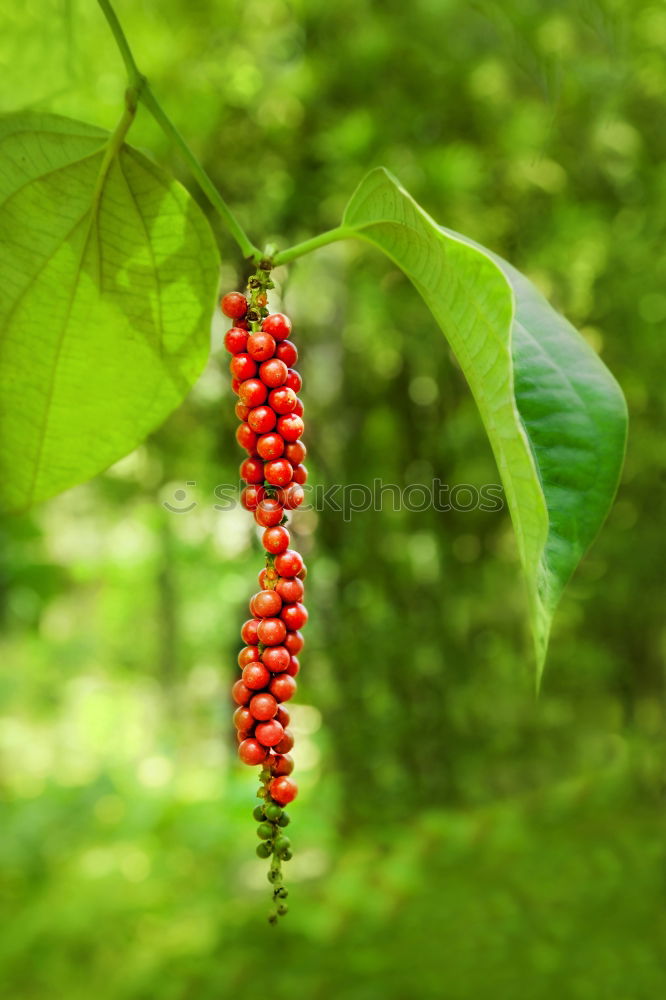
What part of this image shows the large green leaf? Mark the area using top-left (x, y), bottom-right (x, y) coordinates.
top-left (0, 112), bottom-right (220, 513)
top-left (342, 168), bottom-right (627, 682)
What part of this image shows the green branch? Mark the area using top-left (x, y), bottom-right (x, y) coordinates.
top-left (96, 0), bottom-right (261, 261)
top-left (272, 226), bottom-right (351, 266)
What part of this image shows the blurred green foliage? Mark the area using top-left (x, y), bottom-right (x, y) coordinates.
top-left (1, 0), bottom-right (664, 996)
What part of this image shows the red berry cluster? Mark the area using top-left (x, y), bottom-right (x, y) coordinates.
top-left (221, 272), bottom-right (309, 918)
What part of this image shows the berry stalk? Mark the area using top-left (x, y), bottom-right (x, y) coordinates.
top-left (222, 269), bottom-right (308, 922)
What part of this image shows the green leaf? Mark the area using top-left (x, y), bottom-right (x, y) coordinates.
top-left (0, 111), bottom-right (220, 513)
top-left (342, 167), bottom-right (627, 682)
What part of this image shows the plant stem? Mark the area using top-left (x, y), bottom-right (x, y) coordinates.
top-left (272, 226), bottom-right (352, 266)
top-left (96, 0), bottom-right (262, 261)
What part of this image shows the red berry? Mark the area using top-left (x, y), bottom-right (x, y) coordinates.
top-left (275, 549), bottom-right (304, 578)
top-left (292, 464), bottom-right (308, 485)
top-left (248, 405), bottom-right (276, 434)
top-left (274, 727), bottom-right (295, 754)
top-left (238, 738), bottom-right (267, 765)
top-left (268, 387), bottom-right (297, 414)
top-left (259, 358), bottom-right (288, 388)
top-left (240, 619), bottom-right (261, 645)
top-left (238, 644), bottom-right (260, 667)
top-left (263, 525), bottom-right (290, 554)
top-left (276, 706), bottom-right (290, 729)
top-left (270, 752), bottom-right (294, 776)
top-left (278, 482), bottom-right (305, 509)
top-left (241, 485), bottom-right (264, 511)
top-left (285, 441), bottom-right (306, 465)
top-left (258, 566), bottom-right (278, 588)
top-left (275, 340), bottom-right (298, 367)
top-left (240, 458), bottom-right (264, 484)
top-left (235, 402), bottom-right (251, 422)
top-left (269, 776), bottom-right (298, 804)
top-left (250, 590), bottom-right (282, 618)
top-left (243, 661), bottom-right (271, 690)
top-left (256, 432), bottom-right (285, 461)
top-left (231, 377), bottom-right (242, 395)
top-left (255, 719), bottom-right (285, 747)
top-left (285, 631), bottom-right (304, 655)
top-left (250, 692), bottom-right (278, 721)
top-left (221, 292), bottom-right (248, 319)
top-left (276, 577), bottom-right (304, 603)
top-left (257, 617), bottom-right (287, 646)
top-left (281, 602), bottom-right (308, 630)
top-left (238, 379), bottom-right (268, 407)
top-left (262, 645), bottom-right (291, 673)
top-left (292, 397), bottom-right (304, 418)
top-left (255, 497), bottom-right (284, 527)
top-left (230, 353), bottom-right (257, 381)
top-left (262, 313), bottom-right (292, 340)
top-left (277, 413), bottom-right (304, 442)
top-left (287, 655), bottom-right (300, 676)
top-left (233, 706), bottom-right (253, 731)
top-left (236, 423), bottom-right (258, 452)
top-left (285, 369), bottom-right (302, 393)
top-left (247, 332), bottom-right (276, 361)
top-left (264, 459), bottom-right (293, 487)
top-left (269, 673), bottom-right (297, 702)
top-left (225, 327), bottom-right (249, 354)
top-left (232, 679), bottom-right (252, 706)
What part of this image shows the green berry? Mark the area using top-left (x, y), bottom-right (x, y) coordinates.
top-left (274, 887), bottom-right (288, 899)
top-left (282, 849), bottom-right (293, 861)
top-left (277, 903), bottom-right (289, 916)
top-left (253, 805), bottom-right (265, 822)
top-left (257, 822), bottom-right (273, 840)
top-left (268, 869), bottom-right (282, 884)
top-left (274, 835), bottom-right (291, 857)
top-left (256, 842), bottom-right (272, 858)
top-left (278, 812), bottom-right (291, 827)
top-left (264, 803), bottom-right (283, 822)
top-left (268, 913), bottom-right (278, 925)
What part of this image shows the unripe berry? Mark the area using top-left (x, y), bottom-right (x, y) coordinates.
top-left (232, 679), bottom-right (252, 706)
top-left (264, 802), bottom-right (283, 822)
top-left (284, 631), bottom-right (304, 655)
top-left (276, 413), bottom-right (304, 442)
top-left (225, 327), bottom-right (249, 354)
top-left (264, 459), bottom-right (293, 487)
top-left (262, 313), bottom-right (291, 340)
top-left (235, 401), bottom-right (251, 422)
top-left (274, 836), bottom-right (291, 857)
top-left (269, 673), bottom-right (297, 703)
top-left (248, 405), bottom-right (276, 434)
top-left (270, 776), bottom-right (298, 805)
top-left (263, 526), bottom-right (290, 554)
top-left (285, 369), bottom-right (302, 393)
top-left (257, 617), bottom-right (287, 646)
top-left (240, 458), bottom-right (264, 484)
top-left (253, 804), bottom-right (265, 822)
top-left (274, 730), bottom-right (295, 755)
top-left (275, 340), bottom-right (298, 367)
top-left (238, 644), bottom-right (260, 667)
top-left (292, 464), bottom-right (308, 485)
top-left (238, 379), bottom-right (267, 408)
top-left (230, 353), bottom-right (257, 381)
top-left (255, 719), bottom-right (285, 747)
top-left (236, 423), bottom-right (258, 452)
top-left (240, 618), bottom-right (261, 645)
top-left (242, 661), bottom-right (271, 690)
top-left (277, 811), bottom-right (291, 827)
top-left (259, 358), bottom-right (288, 388)
top-left (286, 655), bottom-right (300, 677)
top-left (256, 433), bottom-right (285, 461)
top-left (250, 692), bottom-right (278, 721)
top-left (284, 441), bottom-right (306, 466)
top-left (256, 842), bottom-right (272, 858)
top-left (238, 738), bottom-right (267, 765)
top-left (261, 645), bottom-right (291, 673)
top-left (247, 332), bottom-right (276, 361)
top-left (275, 549), bottom-right (304, 578)
top-left (221, 292), bottom-right (248, 319)
top-left (255, 497), bottom-right (284, 527)
top-left (250, 590), bottom-right (282, 618)
top-left (256, 822), bottom-right (273, 840)
top-left (268, 387), bottom-right (297, 414)
top-left (281, 602), bottom-right (308, 630)
top-left (233, 706), bottom-right (253, 731)
top-left (276, 577), bottom-right (304, 603)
